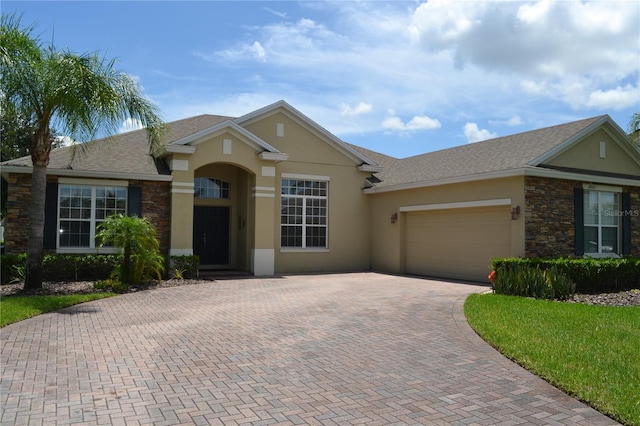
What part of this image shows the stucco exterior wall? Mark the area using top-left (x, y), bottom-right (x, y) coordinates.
top-left (368, 176), bottom-right (526, 274)
top-left (545, 127), bottom-right (640, 176)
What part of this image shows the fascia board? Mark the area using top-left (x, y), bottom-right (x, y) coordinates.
top-left (235, 100), bottom-right (381, 168)
top-left (258, 152), bottom-right (290, 162)
top-left (363, 169), bottom-right (524, 194)
top-left (358, 164), bottom-right (384, 173)
top-left (0, 165), bottom-right (172, 181)
top-left (363, 166), bottom-right (640, 194)
top-left (164, 145), bottom-right (196, 154)
top-left (523, 166), bottom-right (640, 187)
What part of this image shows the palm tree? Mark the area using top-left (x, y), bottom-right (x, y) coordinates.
top-left (1, 15), bottom-right (165, 289)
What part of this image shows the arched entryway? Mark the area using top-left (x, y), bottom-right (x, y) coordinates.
top-left (192, 162), bottom-right (254, 272)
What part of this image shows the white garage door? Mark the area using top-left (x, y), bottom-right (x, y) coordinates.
top-left (405, 206), bottom-right (512, 282)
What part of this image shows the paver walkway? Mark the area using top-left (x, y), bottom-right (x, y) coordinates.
top-left (1, 273), bottom-right (617, 425)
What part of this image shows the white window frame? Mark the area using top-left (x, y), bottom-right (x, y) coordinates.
top-left (583, 189), bottom-right (621, 256)
top-left (280, 174), bottom-right (329, 251)
top-left (57, 182), bottom-right (128, 253)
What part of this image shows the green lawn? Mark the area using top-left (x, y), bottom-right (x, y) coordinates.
top-left (465, 294), bottom-right (640, 426)
top-left (1, 293), bottom-right (115, 327)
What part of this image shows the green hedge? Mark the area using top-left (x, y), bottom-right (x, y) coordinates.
top-left (490, 257), bottom-right (640, 294)
top-left (2, 253), bottom-right (202, 284)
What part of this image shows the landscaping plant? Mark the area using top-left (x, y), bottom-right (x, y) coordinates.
top-left (95, 214), bottom-right (164, 286)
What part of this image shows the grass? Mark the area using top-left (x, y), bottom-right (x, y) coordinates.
top-left (465, 294), bottom-right (640, 426)
top-left (1, 293), bottom-right (115, 327)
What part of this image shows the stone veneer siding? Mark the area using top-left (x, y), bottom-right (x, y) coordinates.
top-left (525, 175), bottom-right (640, 258)
top-left (4, 173), bottom-right (171, 255)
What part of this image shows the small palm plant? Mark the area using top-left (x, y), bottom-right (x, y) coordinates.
top-left (95, 214), bottom-right (164, 286)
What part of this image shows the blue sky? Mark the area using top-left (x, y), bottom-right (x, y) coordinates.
top-left (4, 1), bottom-right (640, 158)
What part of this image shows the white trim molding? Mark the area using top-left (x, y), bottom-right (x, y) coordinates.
top-left (582, 183), bottom-right (622, 193)
top-left (282, 173), bottom-right (330, 181)
top-left (400, 198), bottom-right (512, 212)
top-left (170, 249), bottom-right (194, 256)
top-left (59, 177), bottom-right (128, 187)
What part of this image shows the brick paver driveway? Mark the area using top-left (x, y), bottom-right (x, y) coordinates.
top-left (1, 273), bottom-right (617, 425)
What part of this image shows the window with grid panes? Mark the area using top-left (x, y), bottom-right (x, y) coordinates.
top-left (583, 190), bottom-right (620, 254)
top-left (280, 179), bottom-right (328, 248)
top-left (58, 185), bottom-right (127, 248)
top-left (194, 178), bottom-right (230, 199)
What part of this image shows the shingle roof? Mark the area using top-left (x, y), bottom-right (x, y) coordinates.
top-left (2, 114), bottom-right (233, 175)
top-left (359, 115), bottom-right (609, 189)
top-left (2, 113), bottom-right (622, 188)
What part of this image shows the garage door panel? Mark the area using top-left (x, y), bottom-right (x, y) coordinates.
top-left (405, 207), bottom-right (511, 282)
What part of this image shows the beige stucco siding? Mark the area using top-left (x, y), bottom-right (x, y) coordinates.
top-left (273, 164), bottom-right (371, 273)
top-left (369, 176), bottom-right (525, 275)
top-left (244, 112), bottom-right (357, 167)
top-left (266, 125), bottom-right (371, 273)
top-left (545, 128), bottom-right (640, 176)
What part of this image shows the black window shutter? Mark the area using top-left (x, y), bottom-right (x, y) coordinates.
top-left (621, 192), bottom-right (631, 255)
top-left (43, 182), bottom-right (58, 250)
top-left (574, 188), bottom-right (584, 256)
top-left (127, 186), bottom-right (142, 217)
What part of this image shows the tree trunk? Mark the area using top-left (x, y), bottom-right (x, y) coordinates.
top-left (24, 164), bottom-right (47, 289)
top-left (24, 130), bottom-right (52, 290)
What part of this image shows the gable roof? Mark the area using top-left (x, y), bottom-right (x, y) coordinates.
top-left (362, 115), bottom-right (640, 192)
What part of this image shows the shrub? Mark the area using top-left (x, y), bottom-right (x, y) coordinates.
top-left (95, 214), bottom-right (164, 286)
top-left (1, 253), bottom-right (27, 284)
top-left (168, 255), bottom-right (200, 279)
top-left (42, 254), bottom-right (120, 282)
top-left (490, 257), bottom-right (640, 294)
top-left (491, 263), bottom-right (575, 300)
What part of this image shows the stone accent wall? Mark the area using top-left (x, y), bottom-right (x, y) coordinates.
top-left (130, 179), bottom-right (171, 254)
top-left (4, 173), bottom-right (171, 255)
top-left (525, 175), bottom-right (640, 258)
top-left (524, 176), bottom-right (579, 258)
top-left (4, 173), bottom-right (34, 254)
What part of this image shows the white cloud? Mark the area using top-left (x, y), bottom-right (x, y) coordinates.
top-left (170, 0), bottom-right (637, 154)
top-left (197, 41), bottom-right (266, 63)
top-left (119, 118), bottom-right (143, 133)
top-left (383, 111), bottom-right (441, 131)
top-left (340, 102), bottom-right (373, 116)
top-left (464, 123), bottom-right (497, 143)
top-left (586, 85), bottom-right (640, 110)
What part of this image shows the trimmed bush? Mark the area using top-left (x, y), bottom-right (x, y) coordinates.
top-left (490, 257), bottom-right (640, 294)
top-left (1, 254), bottom-right (120, 284)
